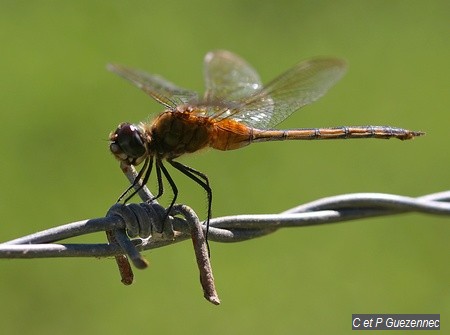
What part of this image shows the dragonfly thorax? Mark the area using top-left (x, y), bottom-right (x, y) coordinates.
top-left (147, 110), bottom-right (214, 159)
top-left (109, 123), bottom-right (149, 165)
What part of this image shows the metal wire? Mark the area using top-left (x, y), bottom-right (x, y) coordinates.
top-left (1, 191), bottom-right (449, 259)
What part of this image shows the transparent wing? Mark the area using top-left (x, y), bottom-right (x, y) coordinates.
top-left (203, 50), bottom-right (263, 104)
top-left (226, 58), bottom-right (347, 128)
top-left (107, 63), bottom-right (198, 110)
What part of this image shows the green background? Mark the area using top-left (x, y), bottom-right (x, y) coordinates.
top-left (0, 1), bottom-right (448, 334)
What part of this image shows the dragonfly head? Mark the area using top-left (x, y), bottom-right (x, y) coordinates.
top-left (109, 123), bottom-right (148, 165)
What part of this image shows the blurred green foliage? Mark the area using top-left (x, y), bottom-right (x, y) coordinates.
top-left (0, 1), bottom-right (448, 334)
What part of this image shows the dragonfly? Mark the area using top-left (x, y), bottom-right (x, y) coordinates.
top-left (108, 50), bottom-right (424, 236)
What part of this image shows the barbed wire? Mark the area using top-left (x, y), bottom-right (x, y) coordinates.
top-left (1, 189), bottom-right (449, 304)
top-left (1, 190), bottom-right (449, 257)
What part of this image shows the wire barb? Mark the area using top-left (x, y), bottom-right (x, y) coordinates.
top-left (170, 204), bottom-right (220, 305)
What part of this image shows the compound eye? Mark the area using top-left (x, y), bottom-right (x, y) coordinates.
top-left (114, 124), bottom-right (146, 159)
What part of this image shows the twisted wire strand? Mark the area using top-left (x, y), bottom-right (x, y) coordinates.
top-left (1, 191), bottom-right (449, 259)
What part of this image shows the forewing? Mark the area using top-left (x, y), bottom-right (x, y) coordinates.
top-left (229, 58), bottom-right (347, 128)
top-left (203, 50), bottom-right (263, 104)
top-left (107, 63), bottom-right (198, 110)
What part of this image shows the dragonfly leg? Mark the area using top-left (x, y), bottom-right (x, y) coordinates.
top-left (169, 159), bottom-right (212, 255)
top-left (118, 156), bottom-right (151, 203)
top-left (150, 157), bottom-right (164, 202)
top-left (156, 158), bottom-right (178, 232)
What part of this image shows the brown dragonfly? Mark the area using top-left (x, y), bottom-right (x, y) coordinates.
top-left (108, 50), bottom-right (423, 233)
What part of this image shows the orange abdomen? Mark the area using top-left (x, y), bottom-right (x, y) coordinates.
top-left (210, 119), bottom-right (253, 151)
